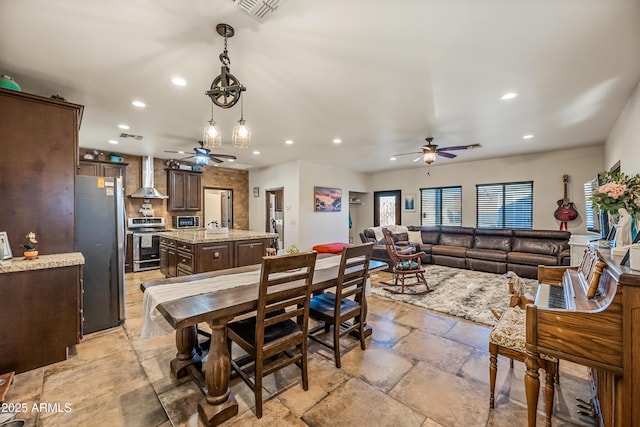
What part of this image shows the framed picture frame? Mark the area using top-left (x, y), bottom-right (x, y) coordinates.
top-left (253, 186), bottom-right (260, 197)
top-left (0, 231), bottom-right (12, 260)
top-left (314, 186), bottom-right (342, 212)
top-left (403, 193), bottom-right (416, 212)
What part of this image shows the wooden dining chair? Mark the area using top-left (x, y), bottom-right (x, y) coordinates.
top-left (380, 227), bottom-right (432, 295)
top-left (226, 251), bottom-right (318, 419)
top-left (307, 243), bottom-right (373, 368)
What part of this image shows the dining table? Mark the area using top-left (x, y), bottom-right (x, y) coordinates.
top-left (140, 255), bottom-right (387, 426)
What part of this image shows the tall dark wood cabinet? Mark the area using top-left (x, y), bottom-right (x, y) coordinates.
top-left (0, 88), bottom-right (83, 256)
top-left (78, 159), bottom-right (128, 184)
top-left (167, 169), bottom-right (202, 211)
top-left (0, 88), bottom-right (84, 373)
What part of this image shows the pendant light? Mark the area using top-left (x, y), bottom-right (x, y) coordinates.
top-left (232, 96), bottom-right (251, 148)
top-left (202, 103), bottom-right (221, 148)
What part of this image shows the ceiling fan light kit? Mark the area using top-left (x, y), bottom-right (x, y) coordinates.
top-left (394, 137), bottom-right (481, 167)
top-left (203, 23), bottom-right (251, 149)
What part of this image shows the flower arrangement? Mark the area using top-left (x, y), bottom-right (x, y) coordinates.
top-left (20, 232), bottom-right (38, 251)
top-left (590, 171), bottom-right (640, 217)
top-left (285, 244), bottom-right (299, 254)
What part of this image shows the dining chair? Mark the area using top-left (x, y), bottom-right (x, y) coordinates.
top-left (380, 227), bottom-right (432, 295)
top-left (226, 251), bottom-right (318, 419)
top-left (307, 243), bottom-right (373, 368)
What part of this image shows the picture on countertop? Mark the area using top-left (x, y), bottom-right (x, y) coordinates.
top-left (0, 231), bottom-right (13, 260)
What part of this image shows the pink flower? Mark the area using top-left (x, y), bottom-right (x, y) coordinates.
top-left (598, 182), bottom-right (627, 199)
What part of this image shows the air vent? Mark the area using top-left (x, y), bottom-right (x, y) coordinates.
top-left (232, 0), bottom-right (280, 22)
top-left (119, 133), bottom-right (144, 140)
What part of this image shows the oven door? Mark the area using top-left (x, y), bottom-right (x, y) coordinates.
top-left (132, 233), bottom-right (161, 272)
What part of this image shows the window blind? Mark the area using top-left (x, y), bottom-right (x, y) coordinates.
top-left (476, 182), bottom-right (533, 229)
top-left (420, 186), bottom-right (462, 226)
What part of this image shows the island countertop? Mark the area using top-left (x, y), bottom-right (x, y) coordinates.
top-left (162, 229), bottom-right (278, 244)
top-left (0, 252), bottom-right (85, 274)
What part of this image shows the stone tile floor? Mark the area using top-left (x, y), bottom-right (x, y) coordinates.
top-left (5, 270), bottom-right (597, 426)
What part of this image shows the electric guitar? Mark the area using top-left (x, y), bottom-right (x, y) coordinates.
top-left (554, 175), bottom-right (578, 221)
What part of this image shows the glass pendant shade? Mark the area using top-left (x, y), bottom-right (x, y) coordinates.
top-left (203, 120), bottom-right (222, 148)
top-left (423, 151), bottom-right (438, 164)
top-left (232, 118), bottom-right (251, 148)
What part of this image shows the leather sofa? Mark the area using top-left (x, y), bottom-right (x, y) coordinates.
top-left (360, 226), bottom-right (571, 279)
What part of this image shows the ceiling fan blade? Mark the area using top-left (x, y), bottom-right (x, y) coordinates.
top-left (412, 155), bottom-right (422, 162)
top-left (164, 150), bottom-right (185, 154)
top-left (209, 153), bottom-right (237, 159)
top-left (208, 156), bottom-right (224, 164)
top-left (438, 152), bottom-right (457, 159)
top-left (437, 144), bottom-right (481, 152)
top-left (393, 151), bottom-right (422, 156)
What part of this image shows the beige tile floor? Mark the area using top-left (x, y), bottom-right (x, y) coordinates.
top-left (5, 270), bottom-right (597, 427)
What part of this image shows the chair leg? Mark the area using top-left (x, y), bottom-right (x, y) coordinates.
top-left (333, 321), bottom-right (341, 368)
top-left (301, 340), bottom-right (309, 391)
top-left (255, 358), bottom-right (263, 419)
top-left (489, 344), bottom-right (498, 409)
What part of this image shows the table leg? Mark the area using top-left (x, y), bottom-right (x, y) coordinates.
top-left (524, 352), bottom-right (541, 427)
top-left (197, 318), bottom-right (238, 426)
top-left (170, 325), bottom-right (201, 379)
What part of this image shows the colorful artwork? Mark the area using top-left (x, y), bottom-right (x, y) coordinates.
top-left (314, 187), bottom-right (342, 212)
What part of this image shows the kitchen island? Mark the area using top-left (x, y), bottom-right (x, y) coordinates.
top-left (159, 229), bottom-right (278, 277)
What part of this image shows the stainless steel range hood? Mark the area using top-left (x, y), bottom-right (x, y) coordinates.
top-left (128, 156), bottom-right (168, 199)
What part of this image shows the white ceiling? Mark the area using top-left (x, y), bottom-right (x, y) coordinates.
top-left (1, 0), bottom-right (639, 173)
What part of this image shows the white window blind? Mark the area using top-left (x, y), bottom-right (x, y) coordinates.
top-left (476, 182), bottom-right (533, 229)
top-left (420, 186), bottom-right (462, 226)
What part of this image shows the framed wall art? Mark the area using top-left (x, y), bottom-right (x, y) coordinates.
top-left (0, 231), bottom-right (12, 260)
top-left (314, 186), bottom-right (342, 212)
top-left (403, 193), bottom-right (416, 212)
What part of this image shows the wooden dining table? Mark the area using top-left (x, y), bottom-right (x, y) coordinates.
top-left (140, 257), bottom-right (387, 426)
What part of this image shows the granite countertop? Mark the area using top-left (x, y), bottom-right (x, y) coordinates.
top-left (0, 252), bottom-right (85, 273)
top-left (164, 229), bottom-right (278, 244)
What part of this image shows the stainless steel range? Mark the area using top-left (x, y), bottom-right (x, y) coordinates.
top-left (128, 217), bottom-right (168, 272)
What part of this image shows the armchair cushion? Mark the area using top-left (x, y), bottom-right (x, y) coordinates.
top-left (399, 260), bottom-right (420, 270)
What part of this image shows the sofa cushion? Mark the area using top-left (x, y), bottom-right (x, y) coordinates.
top-left (440, 233), bottom-right (474, 248)
top-left (466, 248), bottom-right (507, 262)
top-left (512, 238), bottom-right (563, 256)
top-left (393, 232), bottom-right (409, 244)
top-left (507, 251), bottom-right (558, 266)
top-left (432, 245), bottom-right (467, 257)
top-left (473, 229), bottom-right (513, 251)
top-left (408, 230), bottom-right (423, 245)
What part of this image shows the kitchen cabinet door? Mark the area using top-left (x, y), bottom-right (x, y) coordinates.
top-left (235, 239), bottom-right (268, 267)
top-left (167, 169), bottom-right (202, 211)
top-left (196, 242), bottom-right (232, 272)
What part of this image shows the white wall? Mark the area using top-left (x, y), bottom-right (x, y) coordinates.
top-left (605, 81), bottom-right (640, 174)
top-left (370, 145), bottom-right (604, 234)
top-left (249, 160), bottom-right (370, 251)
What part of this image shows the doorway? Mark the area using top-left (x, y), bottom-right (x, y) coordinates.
top-left (204, 187), bottom-right (233, 229)
top-left (265, 188), bottom-right (284, 250)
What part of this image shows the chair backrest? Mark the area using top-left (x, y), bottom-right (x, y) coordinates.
top-left (382, 228), bottom-right (401, 264)
top-left (334, 244), bottom-right (373, 310)
top-left (255, 251), bottom-right (318, 347)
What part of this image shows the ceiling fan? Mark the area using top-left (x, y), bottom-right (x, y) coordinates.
top-left (164, 141), bottom-right (237, 165)
top-left (394, 137), bottom-right (481, 165)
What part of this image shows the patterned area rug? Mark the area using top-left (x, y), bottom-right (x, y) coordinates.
top-left (370, 265), bottom-right (538, 326)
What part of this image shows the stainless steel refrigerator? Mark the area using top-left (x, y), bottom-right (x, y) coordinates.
top-left (75, 175), bottom-right (126, 334)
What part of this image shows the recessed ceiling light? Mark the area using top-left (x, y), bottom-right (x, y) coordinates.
top-left (131, 100), bottom-right (146, 108)
top-left (118, 124), bottom-right (130, 130)
top-left (171, 76), bottom-right (187, 87)
top-left (178, 151), bottom-right (185, 154)
top-left (522, 134), bottom-right (534, 140)
top-left (500, 92), bottom-right (518, 100)
top-left (228, 159), bottom-right (234, 162)
top-left (390, 157), bottom-right (397, 161)
top-left (108, 140), bottom-right (118, 145)
top-left (285, 139), bottom-right (294, 145)
top-left (252, 150), bottom-right (260, 155)
top-left (333, 138), bottom-right (342, 144)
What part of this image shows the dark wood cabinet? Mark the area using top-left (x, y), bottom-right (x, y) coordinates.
top-left (235, 239), bottom-right (268, 267)
top-left (197, 242), bottom-right (233, 272)
top-left (160, 237), bottom-right (177, 278)
top-left (78, 159), bottom-right (127, 188)
top-left (167, 169), bottom-right (202, 211)
top-left (0, 264), bottom-right (82, 374)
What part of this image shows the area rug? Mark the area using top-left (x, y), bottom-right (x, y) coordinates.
top-left (369, 265), bottom-right (538, 326)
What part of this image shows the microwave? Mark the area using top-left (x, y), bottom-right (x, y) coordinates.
top-left (173, 215), bottom-right (200, 228)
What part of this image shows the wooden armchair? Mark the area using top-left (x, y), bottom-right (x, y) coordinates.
top-left (380, 228), bottom-right (432, 295)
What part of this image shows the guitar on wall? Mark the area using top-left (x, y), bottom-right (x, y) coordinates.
top-left (554, 174), bottom-right (578, 230)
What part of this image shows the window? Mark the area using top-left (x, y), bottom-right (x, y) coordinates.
top-left (583, 178), bottom-right (599, 232)
top-left (476, 181), bottom-right (533, 229)
top-left (420, 186), bottom-right (462, 226)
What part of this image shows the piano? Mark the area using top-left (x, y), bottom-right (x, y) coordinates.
top-left (525, 244), bottom-right (640, 427)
